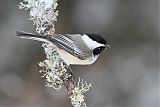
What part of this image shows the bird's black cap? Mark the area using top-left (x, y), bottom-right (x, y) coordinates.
top-left (86, 34), bottom-right (107, 45)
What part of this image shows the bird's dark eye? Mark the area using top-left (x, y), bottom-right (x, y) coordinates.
top-left (93, 46), bottom-right (106, 56)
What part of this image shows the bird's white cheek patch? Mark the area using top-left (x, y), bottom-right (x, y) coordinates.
top-left (82, 34), bottom-right (105, 49)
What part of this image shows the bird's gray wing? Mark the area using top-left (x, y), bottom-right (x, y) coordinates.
top-left (52, 34), bottom-right (87, 60)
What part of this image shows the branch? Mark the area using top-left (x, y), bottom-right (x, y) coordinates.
top-left (18, 0), bottom-right (92, 107)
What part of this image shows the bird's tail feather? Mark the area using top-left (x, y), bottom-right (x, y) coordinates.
top-left (16, 31), bottom-right (49, 43)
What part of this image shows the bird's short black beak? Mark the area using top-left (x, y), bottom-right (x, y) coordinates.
top-left (106, 44), bottom-right (110, 50)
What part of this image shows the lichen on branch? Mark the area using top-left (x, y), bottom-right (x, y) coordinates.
top-left (18, 0), bottom-right (92, 107)
top-left (19, 0), bottom-right (58, 34)
top-left (70, 78), bottom-right (92, 107)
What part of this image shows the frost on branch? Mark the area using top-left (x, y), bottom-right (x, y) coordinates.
top-left (19, 0), bottom-right (58, 34)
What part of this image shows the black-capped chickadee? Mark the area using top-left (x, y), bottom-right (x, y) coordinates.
top-left (16, 31), bottom-right (109, 65)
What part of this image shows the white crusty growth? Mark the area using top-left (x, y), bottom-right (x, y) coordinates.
top-left (18, 0), bottom-right (92, 107)
top-left (19, 0), bottom-right (58, 34)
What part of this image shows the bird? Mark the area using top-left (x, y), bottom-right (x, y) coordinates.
top-left (16, 31), bottom-right (109, 65)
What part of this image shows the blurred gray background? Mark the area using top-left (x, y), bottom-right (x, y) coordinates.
top-left (0, 0), bottom-right (159, 107)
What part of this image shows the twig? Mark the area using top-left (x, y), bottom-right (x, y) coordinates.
top-left (18, 0), bottom-right (91, 107)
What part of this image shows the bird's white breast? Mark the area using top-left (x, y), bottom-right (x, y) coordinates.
top-left (57, 48), bottom-right (99, 65)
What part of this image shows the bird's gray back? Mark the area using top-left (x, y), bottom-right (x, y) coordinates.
top-left (65, 34), bottom-right (92, 57)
